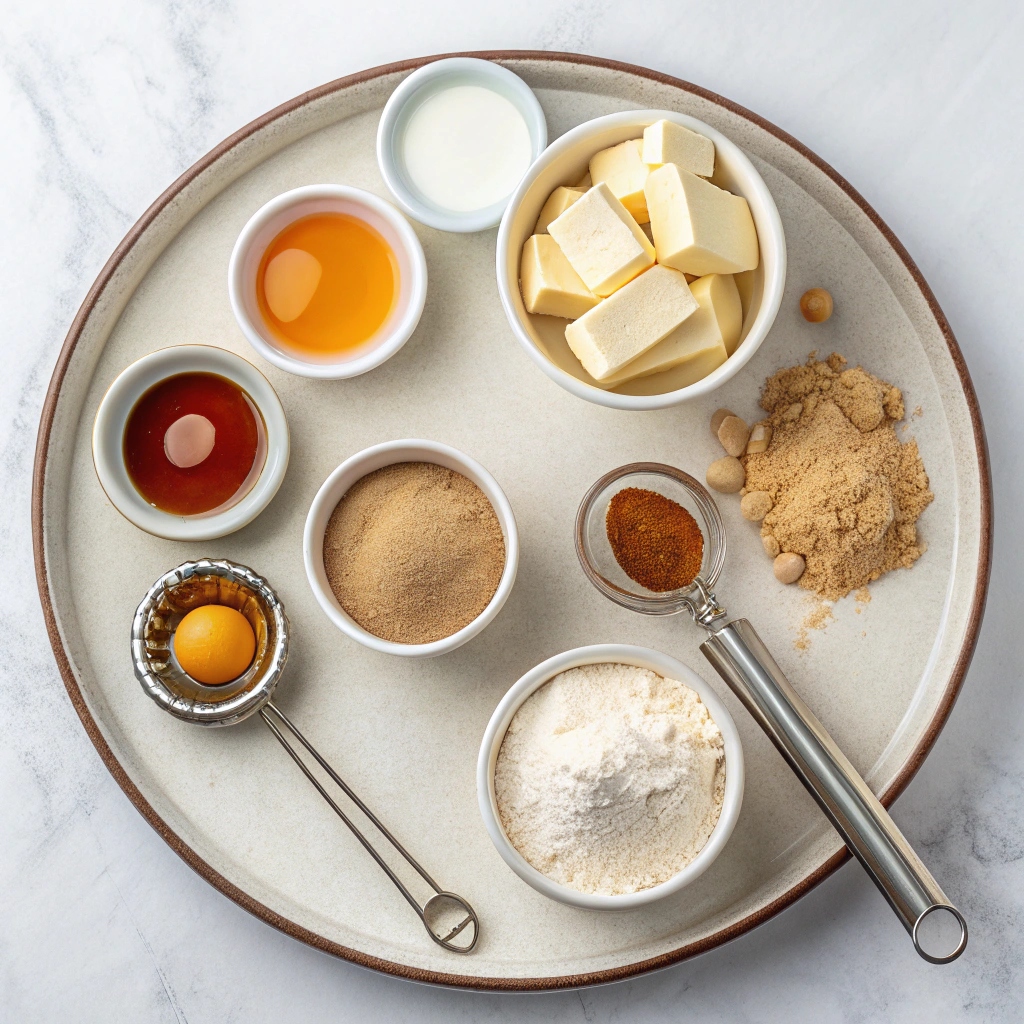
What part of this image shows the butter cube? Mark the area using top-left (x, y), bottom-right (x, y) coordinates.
top-left (645, 163), bottom-right (759, 276)
top-left (520, 234), bottom-right (600, 319)
top-left (590, 139), bottom-right (650, 223)
top-left (657, 341), bottom-right (729, 391)
top-left (534, 186), bottom-right (584, 234)
top-left (597, 273), bottom-right (740, 387)
top-left (548, 182), bottom-right (655, 297)
top-left (642, 120), bottom-right (715, 177)
top-left (574, 170), bottom-right (592, 189)
top-left (733, 269), bottom-right (755, 327)
top-left (565, 265), bottom-right (697, 380)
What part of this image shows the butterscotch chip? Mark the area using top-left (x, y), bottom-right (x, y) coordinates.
top-left (717, 415), bottom-right (749, 457)
top-left (746, 422), bottom-right (772, 454)
top-left (741, 491), bottom-right (773, 521)
top-left (710, 407), bottom-right (735, 438)
top-left (773, 552), bottom-right (806, 584)
top-left (762, 533), bottom-right (781, 558)
top-left (800, 288), bottom-right (833, 322)
top-left (706, 456), bottom-right (744, 493)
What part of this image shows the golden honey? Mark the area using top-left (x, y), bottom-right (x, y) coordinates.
top-left (256, 212), bottom-right (397, 360)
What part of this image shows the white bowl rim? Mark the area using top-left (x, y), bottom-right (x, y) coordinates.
top-left (376, 57), bottom-right (548, 233)
top-left (476, 643), bottom-right (745, 910)
top-left (227, 184), bottom-right (427, 379)
top-left (495, 108), bottom-right (787, 410)
top-left (91, 345), bottom-right (290, 541)
top-left (302, 438), bottom-right (519, 658)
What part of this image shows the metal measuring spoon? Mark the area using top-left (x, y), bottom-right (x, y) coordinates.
top-left (131, 558), bottom-right (479, 953)
top-left (576, 463), bottom-right (967, 964)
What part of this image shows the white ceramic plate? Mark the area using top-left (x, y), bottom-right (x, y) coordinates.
top-left (33, 53), bottom-right (990, 990)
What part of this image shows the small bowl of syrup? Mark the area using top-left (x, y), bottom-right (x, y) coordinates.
top-left (93, 345), bottom-right (290, 541)
top-left (228, 184), bottom-right (428, 379)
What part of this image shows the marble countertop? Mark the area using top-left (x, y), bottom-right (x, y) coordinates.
top-left (2, 1), bottom-right (1021, 1019)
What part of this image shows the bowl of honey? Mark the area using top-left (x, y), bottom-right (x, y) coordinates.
top-left (92, 345), bottom-right (290, 541)
top-left (228, 184), bottom-right (428, 379)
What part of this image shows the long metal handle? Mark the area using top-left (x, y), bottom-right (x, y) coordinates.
top-left (701, 618), bottom-right (967, 963)
top-left (259, 700), bottom-right (478, 953)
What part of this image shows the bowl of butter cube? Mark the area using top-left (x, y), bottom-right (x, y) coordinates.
top-left (496, 110), bottom-right (787, 410)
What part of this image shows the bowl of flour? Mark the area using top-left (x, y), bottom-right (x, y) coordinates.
top-left (477, 645), bottom-right (744, 909)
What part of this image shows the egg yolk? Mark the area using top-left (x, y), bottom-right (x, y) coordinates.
top-left (174, 605), bottom-right (256, 686)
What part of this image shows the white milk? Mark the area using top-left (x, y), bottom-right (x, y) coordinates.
top-left (401, 85), bottom-right (532, 214)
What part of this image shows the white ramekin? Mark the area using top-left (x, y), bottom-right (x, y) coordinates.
top-left (228, 185), bottom-right (427, 379)
top-left (303, 439), bottom-right (519, 658)
top-left (477, 644), bottom-right (744, 910)
top-left (377, 57), bottom-right (548, 233)
top-left (92, 345), bottom-right (290, 541)
top-left (496, 109), bottom-right (787, 410)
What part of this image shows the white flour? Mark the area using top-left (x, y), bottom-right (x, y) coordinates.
top-left (494, 663), bottom-right (726, 895)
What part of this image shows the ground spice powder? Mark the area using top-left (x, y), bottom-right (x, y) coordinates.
top-left (606, 487), bottom-right (704, 592)
top-left (323, 462), bottom-right (505, 644)
top-left (744, 353), bottom-right (933, 601)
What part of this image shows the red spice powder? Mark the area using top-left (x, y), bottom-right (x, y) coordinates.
top-left (606, 487), bottom-right (704, 592)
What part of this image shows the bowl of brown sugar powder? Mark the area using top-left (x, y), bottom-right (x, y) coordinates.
top-left (303, 440), bottom-right (518, 657)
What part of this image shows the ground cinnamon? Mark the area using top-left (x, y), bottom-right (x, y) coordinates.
top-left (606, 487), bottom-right (704, 592)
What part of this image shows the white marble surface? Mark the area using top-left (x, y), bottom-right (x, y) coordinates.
top-left (1, 0), bottom-right (1021, 1019)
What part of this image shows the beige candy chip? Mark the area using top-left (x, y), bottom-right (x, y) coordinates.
top-left (589, 139), bottom-right (650, 223)
top-left (642, 119), bottom-right (715, 178)
top-left (645, 163), bottom-right (759, 276)
top-left (548, 182), bottom-right (655, 298)
top-left (520, 234), bottom-right (600, 319)
top-left (534, 186), bottom-right (584, 234)
top-left (565, 264), bottom-right (697, 380)
top-left (706, 456), bottom-right (745, 493)
top-left (595, 273), bottom-right (740, 388)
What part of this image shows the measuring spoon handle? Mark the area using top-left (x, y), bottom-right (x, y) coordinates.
top-left (701, 618), bottom-right (967, 963)
top-left (259, 701), bottom-right (479, 953)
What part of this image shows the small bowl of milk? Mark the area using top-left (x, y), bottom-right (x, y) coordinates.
top-left (377, 58), bottom-right (547, 233)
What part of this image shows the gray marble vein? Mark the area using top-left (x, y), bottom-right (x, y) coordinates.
top-left (1, 0), bottom-right (1022, 1020)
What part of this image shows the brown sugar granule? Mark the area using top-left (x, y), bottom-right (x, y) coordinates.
top-left (323, 462), bottom-right (505, 644)
top-left (606, 487), bottom-right (704, 592)
top-left (794, 601), bottom-right (835, 651)
top-left (746, 353), bottom-right (933, 602)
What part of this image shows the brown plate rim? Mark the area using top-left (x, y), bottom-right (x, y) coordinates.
top-left (32, 50), bottom-right (993, 991)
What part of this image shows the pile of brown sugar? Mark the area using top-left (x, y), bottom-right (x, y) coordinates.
top-left (743, 354), bottom-right (933, 601)
top-left (323, 462), bottom-right (505, 644)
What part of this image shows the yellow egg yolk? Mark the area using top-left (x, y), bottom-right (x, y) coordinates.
top-left (174, 604), bottom-right (256, 685)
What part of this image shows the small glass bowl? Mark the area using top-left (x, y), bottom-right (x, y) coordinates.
top-left (131, 558), bottom-right (289, 727)
top-left (575, 462), bottom-right (726, 616)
